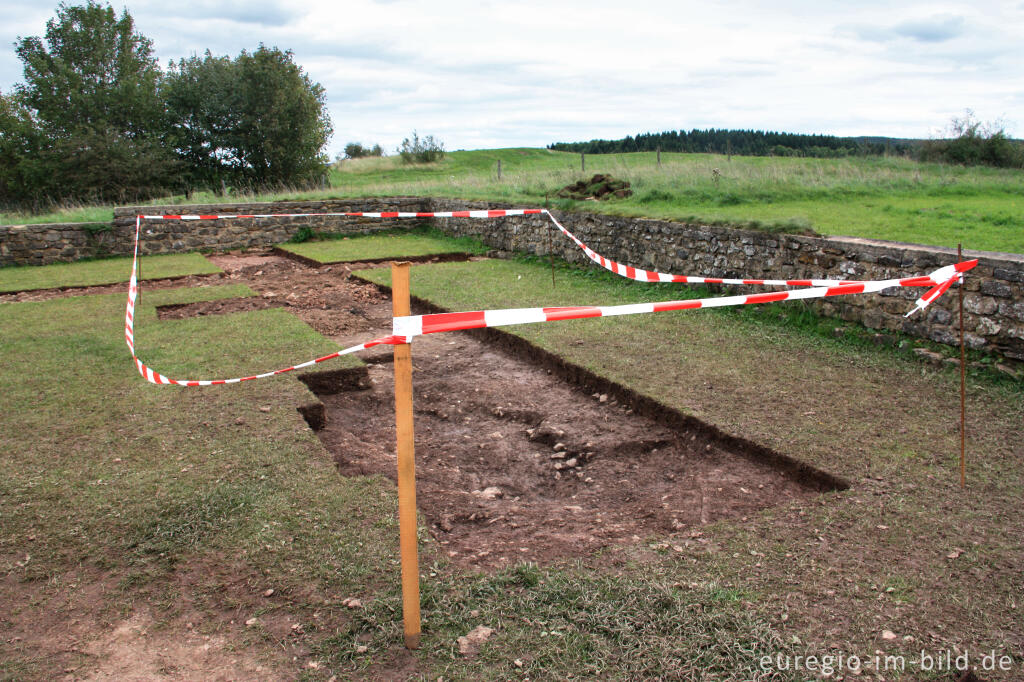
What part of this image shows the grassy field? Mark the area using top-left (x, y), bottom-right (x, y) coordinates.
top-left (278, 225), bottom-right (488, 263)
top-left (358, 257), bottom-right (1024, 678)
top-left (0, 252), bottom-right (220, 292)
top-left (2, 228), bottom-right (1021, 680)
top-left (3, 148), bottom-right (1021, 253)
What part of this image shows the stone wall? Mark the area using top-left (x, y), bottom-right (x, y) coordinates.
top-left (0, 222), bottom-right (113, 265)
top-left (2, 197), bottom-right (1022, 361)
top-left (0, 198), bottom-right (426, 266)
top-left (429, 199), bottom-right (1024, 362)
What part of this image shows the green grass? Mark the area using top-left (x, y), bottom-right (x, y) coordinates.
top-left (328, 149), bottom-right (1024, 252)
top-left (0, 252), bottom-right (221, 292)
top-left (6, 147), bottom-right (1021, 253)
top-left (0, 284), bottom-right (398, 677)
top-left (0, 274), bottom-right (803, 680)
top-left (278, 225), bottom-right (488, 263)
top-left (0, 203), bottom-right (117, 226)
top-left (355, 256), bottom-right (1023, 679)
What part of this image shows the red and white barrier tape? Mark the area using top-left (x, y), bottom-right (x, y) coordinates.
top-left (126, 211), bottom-right (977, 385)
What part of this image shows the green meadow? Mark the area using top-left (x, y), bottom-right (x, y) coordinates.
top-left (4, 148), bottom-right (1021, 253)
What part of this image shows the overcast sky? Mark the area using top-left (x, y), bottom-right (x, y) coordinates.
top-left (1, 1), bottom-right (1022, 157)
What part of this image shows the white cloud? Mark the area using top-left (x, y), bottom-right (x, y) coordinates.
top-left (1, 0), bottom-right (1022, 154)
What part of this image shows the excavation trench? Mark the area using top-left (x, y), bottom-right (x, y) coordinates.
top-left (166, 251), bottom-right (844, 570)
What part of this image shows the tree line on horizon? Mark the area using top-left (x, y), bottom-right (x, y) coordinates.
top-left (549, 129), bottom-right (912, 158)
top-left (549, 124), bottom-right (1023, 168)
top-left (0, 1), bottom-right (332, 210)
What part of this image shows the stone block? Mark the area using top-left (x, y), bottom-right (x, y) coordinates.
top-left (980, 280), bottom-right (1013, 298)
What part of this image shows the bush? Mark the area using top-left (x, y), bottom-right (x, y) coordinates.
top-left (919, 111), bottom-right (1024, 169)
top-left (398, 131), bottom-right (444, 164)
top-left (343, 142), bottom-right (383, 159)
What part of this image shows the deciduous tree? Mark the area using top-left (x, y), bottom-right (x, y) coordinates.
top-left (13, 1), bottom-right (175, 202)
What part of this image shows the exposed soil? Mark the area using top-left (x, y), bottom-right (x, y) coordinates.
top-left (167, 251), bottom-right (831, 570)
top-left (0, 271), bottom-right (227, 303)
top-left (556, 173), bottom-right (633, 200)
top-left (316, 335), bottom-right (820, 569)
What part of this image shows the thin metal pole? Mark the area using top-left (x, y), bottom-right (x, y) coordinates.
top-left (548, 216), bottom-right (555, 288)
top-left (958, 244), bottom-right (966, 489)
top-left (391, 261), bottom-right (421, 649)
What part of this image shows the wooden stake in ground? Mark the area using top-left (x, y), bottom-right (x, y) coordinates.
top-left (958, 244), bottom-right (966, 489)
top-left (391, 261), bottom-right (421, 649)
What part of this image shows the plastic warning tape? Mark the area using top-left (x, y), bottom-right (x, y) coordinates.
top-left (390, 262), bottom-right (975, 341)
top-left (140, 208), bottom-right (867, 287)
top-left (126, 212), bottom-right (977, 385)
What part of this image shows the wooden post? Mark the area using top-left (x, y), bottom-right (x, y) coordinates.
top-left (497, 158), bottom-right (502, 181)
top-left (391, 262), bottom-right (421, 649)
top-left (581, 152), bottom-right (585, 173)
top-left (657, 147), bottom-right (661, 168)
top-left (958, 245), bottom-right (966, 489)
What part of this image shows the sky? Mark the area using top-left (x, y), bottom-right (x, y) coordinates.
top-left (1, 0), bottom-right (1022, 158)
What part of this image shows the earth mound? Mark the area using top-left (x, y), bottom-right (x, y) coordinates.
top-left (556, 174), bottom-right (632, 200)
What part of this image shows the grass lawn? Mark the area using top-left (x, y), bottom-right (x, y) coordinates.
top-left (0, 260), bottom-right (801, 680)
top-left (0, 252), bottom-right (221, 293)
top-left (0, 283), bottom-right (401, 679)
top-left (2, 235), bottom-right (1021, 680)
top-left (278, 225), bottom-right (488, 264)
top-left (5, 148), bottom-right (1021, 253)
top-left (358, 257), bottom-right (1024, 678)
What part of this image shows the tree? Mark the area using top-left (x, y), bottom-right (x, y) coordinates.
top-left (12, 1), bottom-right (175, 202)
top-left (233, 46), bottom-right (332, 188)
top-left (162, 51), bottom-right (239, 193)
top-left (163, 45), bottom-right (333, 191)
top-left (0, 90), bottom-right (47, 205)
top-left (343, 142), bottom-right (383, 159)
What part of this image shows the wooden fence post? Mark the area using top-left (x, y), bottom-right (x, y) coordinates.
top-left (391, 261), bottom-right (421, 649)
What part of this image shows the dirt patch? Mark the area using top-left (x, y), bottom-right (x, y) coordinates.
top-left (0, 272), bottom-right (226, 303)
top-left (196, 252), bottom-right (394, 338)
top-left (157, 297), bottom-right (284, 319)
top-left (272, 246), bottom-right (478, 268)
top-left (313, 331), bottom-right (825, 569)
top-left (556, 173), bottom-right (633, 200)
top-left (173, 251), bottom-right (837, 571)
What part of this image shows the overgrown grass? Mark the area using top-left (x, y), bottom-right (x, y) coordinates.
top-left (277, 224), bottom-right (488, 263)
top-left (5, 148), bottom-right (1021, 252)
top-left (329, 149), bottom-right (1024, 252)
top-left (0, 252), bottom-right (221, 292)
top-left (0, 203), bottom-right (117, 226)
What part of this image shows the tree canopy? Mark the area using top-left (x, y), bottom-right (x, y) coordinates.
top-left (0, 2), bottom-right (335, 208)
top-left (8, 1), bottom-right (175, 203)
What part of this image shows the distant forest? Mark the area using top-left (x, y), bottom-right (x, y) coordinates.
top-left (548, 129), bottom-right (917, 158)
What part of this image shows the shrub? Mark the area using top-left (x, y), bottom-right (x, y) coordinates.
top-left (398, 131), bottom-right (445, 164)
top-left (919, 111), bottom-right (1024, 169)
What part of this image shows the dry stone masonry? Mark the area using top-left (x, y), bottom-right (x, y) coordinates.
top-left (1, 197), bottom-right (1022, 362)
